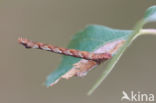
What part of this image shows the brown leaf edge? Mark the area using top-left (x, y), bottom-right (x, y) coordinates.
top-left (49, 39), bottom-right (125, 86)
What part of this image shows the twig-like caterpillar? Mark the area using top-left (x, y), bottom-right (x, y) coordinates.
top-left (18, 37), bottom-right (112, 63)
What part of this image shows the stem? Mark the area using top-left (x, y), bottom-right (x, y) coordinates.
top-left (139, 29), bottom-right (156, 35)
top-left (87, 28), bottom-right (156, 95)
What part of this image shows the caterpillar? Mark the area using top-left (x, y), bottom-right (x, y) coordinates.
top-left (18, 37), bottom-right (112, 63)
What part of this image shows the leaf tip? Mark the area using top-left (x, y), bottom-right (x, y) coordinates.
top-left (144, 5), bottom-right (156, 22)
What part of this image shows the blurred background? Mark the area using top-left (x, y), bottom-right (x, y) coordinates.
top-left (0, 0), bottom-right (156, 103)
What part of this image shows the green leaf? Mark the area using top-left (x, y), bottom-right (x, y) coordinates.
top-left (45, 5), bottom-right (156, 94)
top-left (88, 5), bottom-right (156, 95)
top-left (144, 5), bottom-right (156, 22)
top-left (46, 25), bottom-right (132, 87)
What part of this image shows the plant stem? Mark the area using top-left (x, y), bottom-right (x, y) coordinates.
top-left (139, 29), bottom-right (156, 35)
top-left (87, 28), bottom-right (156, 95)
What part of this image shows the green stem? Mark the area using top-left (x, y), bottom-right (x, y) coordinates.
top-left (87, 28), bottom-right (156, 95)
top-left (139, 29), bottom-right (156, 35)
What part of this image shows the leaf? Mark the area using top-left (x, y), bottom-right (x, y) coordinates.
top-left (46, 25), bottom-right (132, 87)
top-left (45, 5), bottom-right (156, 93)
top-left (144, 5), bottom-right (156, 22)
top-left (88, 5), bottom-right (156, 95)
